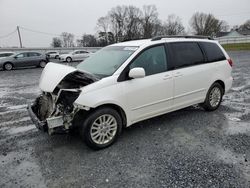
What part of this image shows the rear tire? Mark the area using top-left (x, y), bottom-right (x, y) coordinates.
top-left (79, 107), bottom-right (122, 150)
top-left (4, 63), bottom-right (13, 71)
top-left (66, 57), bottom-right (72, 63)
top-left (201, 83), bottom-right (223, 111)
top-left (39, 61), bottom-right (47, 68)
top-left (55, 55), bottom-right (59, 59)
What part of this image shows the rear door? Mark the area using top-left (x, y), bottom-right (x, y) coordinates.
top-left (73, 51), bottom-right (81, 61)
top-left (168, 42), bottom-right (215, 109)
top-left (27, 52), bottom-right (42, 66)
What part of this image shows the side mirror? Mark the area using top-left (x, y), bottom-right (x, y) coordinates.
top-left (129, 67), bottom-right (145, 79)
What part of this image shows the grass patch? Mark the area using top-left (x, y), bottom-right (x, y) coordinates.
top-left (222, 43), bottom-right (250, 51)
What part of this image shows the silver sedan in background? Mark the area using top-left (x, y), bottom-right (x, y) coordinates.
top-left (59, 50), bottom-right (90, 62)
top-left (0, 52), bottom-right (48, 70)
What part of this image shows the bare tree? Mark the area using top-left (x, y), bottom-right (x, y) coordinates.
top-left (141, 5), bottom-right (161, 38)
top-left (97, 16), bottom-right (110, 44)
top-left (162, 14), bottom-right (185, 35)
top-left (239, 19), bottom-right (250, 31)
top-left (123, 6), bottom-right (142, 40)
top-left (108, 5), bottom-right (128, 42)
top-left (77, 34), bottom-right (98, 47)
top-left (190, 12), bottom-right (228, 36)
top-left (98, 31), bottom-right (115, 46)
top-left (61, 32), bottom-right (75, 47)
top-left (51, 37), bottom-right (62, 47)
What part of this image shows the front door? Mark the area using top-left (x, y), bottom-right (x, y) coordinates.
top-left (121, 45), bottom-right (174, 123)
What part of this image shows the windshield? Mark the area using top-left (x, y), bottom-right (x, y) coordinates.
top-left (77, 46), bottom-right (138, 77)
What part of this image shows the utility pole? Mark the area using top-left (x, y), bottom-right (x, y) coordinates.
top-left (17, 26), bottom-right (23, 48)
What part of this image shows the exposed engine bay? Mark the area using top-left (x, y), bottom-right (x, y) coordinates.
top-left (28, 66), bottom-right (99, 135)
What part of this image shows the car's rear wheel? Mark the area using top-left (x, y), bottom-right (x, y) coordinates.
top-left (39, 61), bottom-right (47, 68)
top-left (55, 55), bottom-right (59, 59)
top-left (201, 82), bottom-right (223, 111)
top-left (4, 63), bottom-right (13, 71)
top-left (79, 107), bottom-right (122, 150)
top-left (66, 57), bottom-right (72, 63)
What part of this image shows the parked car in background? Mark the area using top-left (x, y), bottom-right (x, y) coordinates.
top-left (0, 52), bottom-right (48, 70)
top-left (46, 51), bottom-right (59, 59)
top-left (59, 50), bottom-right (90, 62)
top-left (0, 52), bottom-right (15, 59)
top-left (28, 36), bottom-right (233, 150)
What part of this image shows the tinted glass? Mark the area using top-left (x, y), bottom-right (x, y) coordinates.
top-left (16, 53), bottom-right (28, 58)
top-left (169, 42), bottom-right (204, 69)
top-left (200, 42), bottom-right (226, 62)
top-left (28, 52), bottom-right (40, 57)
top-left (130, 45), bottom-right (167, 76)
top-left (77, 46), bottom-right (137, 77)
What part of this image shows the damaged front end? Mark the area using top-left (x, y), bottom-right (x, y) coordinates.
top-left (27, 63), bottom-right (99, 135)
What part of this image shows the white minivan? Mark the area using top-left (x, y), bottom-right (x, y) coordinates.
top-left (28, 36), bottom-right (233, 149)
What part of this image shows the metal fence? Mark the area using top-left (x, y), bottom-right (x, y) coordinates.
top-left (216, 36), bottom-right (250, 44)
top-left (0, 47), bottom-right (102, 54)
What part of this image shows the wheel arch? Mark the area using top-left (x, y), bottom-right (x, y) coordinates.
top-left (74, 103), bottom-right (127, 128)
top-left (95, 103), bottom-right (127, 128)
top-left (213, 80), bottom-right (225, 94)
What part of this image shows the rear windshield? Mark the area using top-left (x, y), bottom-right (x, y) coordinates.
top-left (199, 42), bottom-right (226, 62)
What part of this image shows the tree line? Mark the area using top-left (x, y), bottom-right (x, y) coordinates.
top-left (51, 5), bottom-right (250, 47)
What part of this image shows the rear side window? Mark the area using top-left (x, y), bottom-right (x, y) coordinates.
top-left (169, 42), bottom-right (204, 69)
top-left (28, 52), bottom-right (40, 57)
top-left (199, 42), bottom-right (226, 62)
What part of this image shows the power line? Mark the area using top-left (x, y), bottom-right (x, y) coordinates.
top-left (0, 29), bottom-right (17, 39)
top-left (19, 26), bottom-right (82, 38)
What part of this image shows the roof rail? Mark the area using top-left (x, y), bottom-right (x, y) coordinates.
top-left (151, 35), bottom-right (214, 41)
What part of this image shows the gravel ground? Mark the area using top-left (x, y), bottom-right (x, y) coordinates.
top-left (0, 52), bottom-right (250, 187)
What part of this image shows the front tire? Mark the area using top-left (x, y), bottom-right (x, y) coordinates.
top-left (79, 107), bottom-right (122, 150)
top-left (201, 83), bottom-right (223, 111)
top-left (4, 63), bottom-right (13, 71)
top-left (66, 57), bottom-right (72, 63)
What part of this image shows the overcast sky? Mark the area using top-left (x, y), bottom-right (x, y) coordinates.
top-left (0, 0), bottom-right (250, 47)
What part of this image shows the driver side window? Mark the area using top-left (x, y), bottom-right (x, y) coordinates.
top-left (16, 53), bottom-right (27, 58)
top-left (129, 45), bottom-right (167, 76)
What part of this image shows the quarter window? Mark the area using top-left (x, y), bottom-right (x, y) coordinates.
top-left (169, 42), bottom-right (204, 69)
top-left (130, 45), bottom-right (167, 76)
top-left (199, 42), bottom-right (226, 62)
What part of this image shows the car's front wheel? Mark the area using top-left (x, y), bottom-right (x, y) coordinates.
top-left (4, 62), bottom-right (13, 71)
top-left (80, 107), bottom-right (122, 150)
top-left (201, 82), bottom-right (223, 111)
top-left (55, 55), bottom-right (59, 59)
top-left (66, 57), bottom-right (72, 63)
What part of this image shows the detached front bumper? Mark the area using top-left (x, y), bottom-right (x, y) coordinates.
top-left (27, 102), bottom-right (72, 135)
top-left (27, 103), bottom-right (47, 131)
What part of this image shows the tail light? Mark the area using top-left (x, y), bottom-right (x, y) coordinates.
top-left (228, 59), bottom-right (233, 67)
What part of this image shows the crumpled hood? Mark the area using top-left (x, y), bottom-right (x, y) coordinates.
top-left (39, 63), bottom-right (76, 92)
